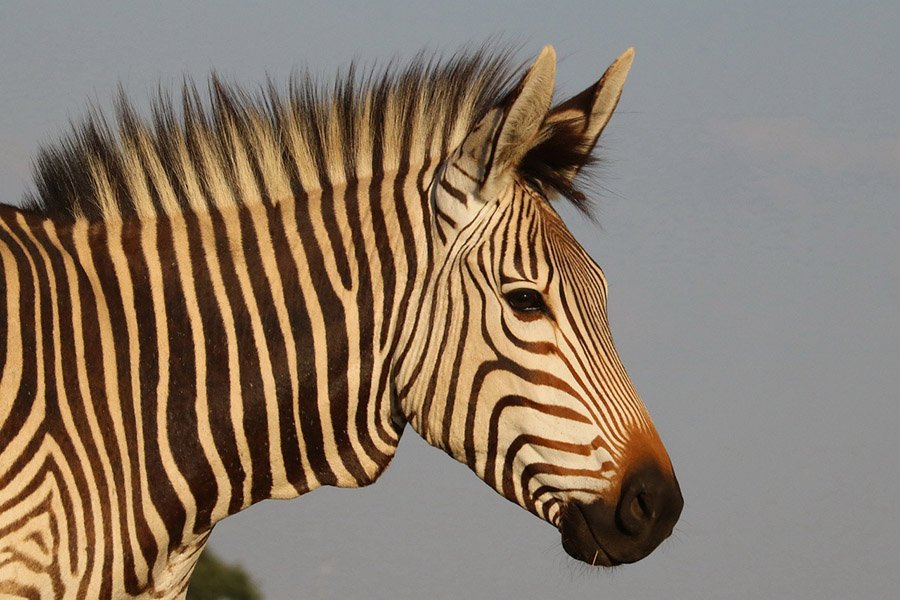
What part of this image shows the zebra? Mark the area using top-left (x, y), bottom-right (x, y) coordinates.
top-left (0, 45), bottom-right (682, 598)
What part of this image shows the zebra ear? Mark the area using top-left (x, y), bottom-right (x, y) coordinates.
top-left (488, 45), bottom-right (557, 177)
top-left (433, 46), bottom-right (556, 232)
top-left (527, 47), bottom-right (634, 191)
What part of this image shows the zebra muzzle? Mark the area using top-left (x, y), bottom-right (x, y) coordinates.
top-left (559, 462), bottom-right (683, 566)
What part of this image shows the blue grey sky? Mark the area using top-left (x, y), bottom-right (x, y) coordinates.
top-left (2, 1), bottom-right (898, 598)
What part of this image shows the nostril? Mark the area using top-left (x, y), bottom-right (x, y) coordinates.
top-left (616, 485), bottom-right (649, 536)
top-left (616, 464), bottom-right (680, 539)
top-left (630, 490), bottom-right (655, 522)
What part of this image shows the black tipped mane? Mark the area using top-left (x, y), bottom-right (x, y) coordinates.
top-left (22, 47), bottom-right (600, 222)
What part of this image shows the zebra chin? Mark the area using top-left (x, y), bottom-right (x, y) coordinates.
top-left (558, 462), bottom-right (683, 566)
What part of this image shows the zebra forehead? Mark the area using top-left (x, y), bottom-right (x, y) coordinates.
top-left (477, 197), bottom-right (604, 290)
top-left (22, 45), bottom-right (600, 224)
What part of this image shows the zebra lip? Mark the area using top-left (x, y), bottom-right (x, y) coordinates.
top-left (559, 502), bottom-right (621, 567)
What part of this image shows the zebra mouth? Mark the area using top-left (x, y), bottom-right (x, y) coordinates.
top-left (558, 463), bottom-right (683, 566)
top-left (559, 502), bottom-right (621, 567)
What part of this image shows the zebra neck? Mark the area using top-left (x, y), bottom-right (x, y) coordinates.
top-left (1, 176), bottom-right (430, 550)
top-left (117, 189), bottom-right (420, 527)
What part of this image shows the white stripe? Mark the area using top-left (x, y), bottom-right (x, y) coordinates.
top-left (138, 218), bottom-right (197, 540)
top-left (167, 211), bottom-right (233, 521)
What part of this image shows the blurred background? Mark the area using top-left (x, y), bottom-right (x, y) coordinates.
top-left (1, 2), bottom-right (898, 598)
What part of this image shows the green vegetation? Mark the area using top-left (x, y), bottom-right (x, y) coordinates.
top-left (187, 548), bottom-right (263, 600)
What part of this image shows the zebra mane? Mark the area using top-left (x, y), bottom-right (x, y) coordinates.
top-left (23, 47), bottom-right (596, 222)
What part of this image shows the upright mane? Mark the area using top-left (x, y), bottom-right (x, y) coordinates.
top-left (23, 47), bottom-right (595, 222)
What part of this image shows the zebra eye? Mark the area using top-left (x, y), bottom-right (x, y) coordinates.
top-left (503, 288), bottom-right (547, 313)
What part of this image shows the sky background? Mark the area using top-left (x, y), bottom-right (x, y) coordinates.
top-left (2, 1), bottom-right (899, 598)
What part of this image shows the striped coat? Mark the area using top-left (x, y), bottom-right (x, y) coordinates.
top-left (0, 45), bottom-right (681, 598)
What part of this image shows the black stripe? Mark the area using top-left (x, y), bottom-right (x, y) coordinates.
top-left (286, 165), bottom-right (337, 486)
top-left (235, 204), bottom-right (277, 503)
top-left (122, 218), bottom-right (188, 543)
top-left (265, 203), bottom-right (308, 493)
top-left (185, 208), bottom-right (246, 514)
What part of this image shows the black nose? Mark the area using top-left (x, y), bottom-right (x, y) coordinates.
top-left (559, 463), bottom-right (683, 565)
top-left (616, 463), bottom-right (683, 542)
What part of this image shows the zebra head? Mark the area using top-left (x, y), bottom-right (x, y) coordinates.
top-left (397, 47), bottom-right (682, 566)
